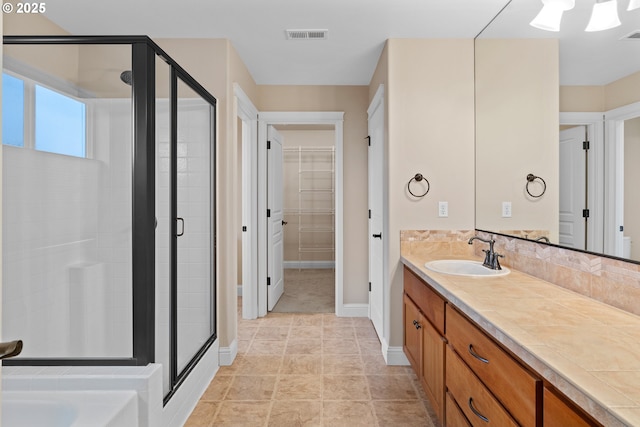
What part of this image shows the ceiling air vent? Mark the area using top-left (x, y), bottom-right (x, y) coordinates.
top-left (621, 30), bottom-right (640, 40)
top-left (286, 29), bottom-right (328, 40)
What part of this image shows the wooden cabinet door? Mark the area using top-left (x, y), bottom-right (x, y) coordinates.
top-left (544, 387), bottom-right (600, 427)
top-left (422, 318), bottom-right (445, 423)
top-left (403, 293), bottom-right (423, 374)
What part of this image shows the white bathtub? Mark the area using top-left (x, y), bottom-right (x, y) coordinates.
top-left (1, 390), bottom-right (138, 427)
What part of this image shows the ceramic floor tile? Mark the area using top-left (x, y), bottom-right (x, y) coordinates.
top-left (323, 375), bottom-right (370, 400)
top-left (322, 354), bottom-right (364, 375)
top-left (188, 302), bottom-right (440, 427)
top-left (372, 400), bottom-right (434, 427)
top-left (286, 338), bottom-right (322, 355)
top-left (248, 339), bottom-right (287, 355)
top-left (225, 375), bottom-right (277, 401)
top-left (322, 401), bottom-right (376, 427)
top-left (255, 325), bottom-right (291, 340)
top-left (275, 375), bottom-right (323, 400)
top-left (323, 338), bottom-right (359, 354)
top-left (184, 401), bottom-right (219, 427)
top-left (213, 401), bottom-right (272, 426)
top-left (236, 355), bottom-right (283, 375)
top-left (280, 355), bottom-right (322, 375)
top-left (367, 375), bottom-right (418, 400)
top-left (201, 375), bottom-right (233, 401)
top-left (268, 400), bottom-right (322, 427)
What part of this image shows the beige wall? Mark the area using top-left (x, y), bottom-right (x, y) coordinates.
top-left (475, 39), bottom-right (559, 242)
top-left (382, 39), bottom-right (476, 347)
top-left (560, 70), bottom-right (640, 113)
top-left (258, 86), bottom-right (370, 305)
top-left (625, 117), bottom-right (640, 261)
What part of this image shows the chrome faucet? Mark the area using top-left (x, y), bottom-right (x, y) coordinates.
top-left (468, 236), bottom-right (504, 270)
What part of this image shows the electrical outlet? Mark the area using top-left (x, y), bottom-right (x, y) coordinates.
top-left (502, 201), bottom-right (512, 218)
top-left (438, 201), bottom-right (448, 218)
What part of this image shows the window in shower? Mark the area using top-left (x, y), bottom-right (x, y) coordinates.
top-left (1, 71), bottom-right (87, 157)
top-left (35, 85), bottom-right (86, 157)
top-left (2, 73), bottom-right (24, 147)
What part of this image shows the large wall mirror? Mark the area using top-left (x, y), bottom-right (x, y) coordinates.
top-left (475, 0), bottom-right (640, 262)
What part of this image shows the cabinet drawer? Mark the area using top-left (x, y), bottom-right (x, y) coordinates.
top-left (446, 391), bottom-right (472, 427)
top-left (403, 267), bottom-right (445, 334)
top-left (543, 387), bottom-right (600, 427)
top-left (446, 345), bottom-right (519, 427)
top-left (446, 305), bottom-right (540, 427)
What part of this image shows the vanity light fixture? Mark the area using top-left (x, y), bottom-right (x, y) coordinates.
top-left (530, 0), bottom-right (575, 32)
top-left (530, 0), bottom-right (634, 32)
top-left (586, 0), bottom-right (621, 31)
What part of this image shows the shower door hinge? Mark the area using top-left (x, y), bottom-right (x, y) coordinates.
top-left (365, 136), bottom-right (371, 146)
top-left (242, 226), bottom-right (247, 232)
top-left (267, 140), bottom-right (271, 149)
top-left (368, 209), bottom-right (371, 219)
top-left (583, 140), bottom-right (590, 150)
top-left (267, 277), bottom-right (271, 286)
top-left (267, 209), bottom-right (271, 218)
top-left (369, 282), bottom-right (371, 292)
top-left (583, 209), bottom-right (590, 218)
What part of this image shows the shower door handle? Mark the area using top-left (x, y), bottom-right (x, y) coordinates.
top-left (372, 233), bottom-right (382, 239)
top-left (176, 218), bottom-right (185, 237)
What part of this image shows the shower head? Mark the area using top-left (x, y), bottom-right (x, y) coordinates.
top-left (120, 70), bottom-right (132, 86)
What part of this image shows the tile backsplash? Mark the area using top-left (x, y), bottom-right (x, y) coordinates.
top-left (401, 229), bottom-right (640, 317)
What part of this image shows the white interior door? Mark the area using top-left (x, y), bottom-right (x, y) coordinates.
top-left (368, 96), bottom-right (384, 340)
top-left (267, 125), bottom-right (285, 310)
top-left (559, 125), bottom-right (587, 249)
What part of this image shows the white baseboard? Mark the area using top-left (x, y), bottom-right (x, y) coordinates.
top-left (219, 339), bottom-right (238, 366)
top-left (237, 284), bottom-right (242, 297)
top-left (337, 303), bottom-right (369, 317)
top-left (382, 338), bottom-right (410, 366)
top-left (284, 261), bottom-right (335, 269)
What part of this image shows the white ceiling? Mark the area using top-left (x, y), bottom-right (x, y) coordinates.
top-left (41, 0), bottom-right (640, 86)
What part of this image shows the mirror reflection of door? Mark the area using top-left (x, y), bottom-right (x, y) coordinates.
top-left (559, 125), bottom-right (587, 250)
top-left (624, 117), bottom-right (640, 261)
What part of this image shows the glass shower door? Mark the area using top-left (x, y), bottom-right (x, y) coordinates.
top-left (175, 77), bottom-right (215, 375)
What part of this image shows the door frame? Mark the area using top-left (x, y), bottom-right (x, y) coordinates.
top-left (603, 101), bottom-right (640, 257)
top-left (258, 112), bottom-right (344, 317)
top-left (234, 84), bottom-right (259, 319)
top-left (559, 113), bottom-right (604, 253)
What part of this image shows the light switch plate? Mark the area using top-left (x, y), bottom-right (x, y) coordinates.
top-left (439, 201), bottom-right (448, 218)
top-left (502, 201), bottom-right (512, 218)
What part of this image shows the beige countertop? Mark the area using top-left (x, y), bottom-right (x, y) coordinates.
top-left (401, 252), bottom-right (640, 427)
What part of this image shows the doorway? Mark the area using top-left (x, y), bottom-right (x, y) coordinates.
top-left (237, 111), bottom-right (344, 318)
top-left (273, 125), bottom-right (336, 313)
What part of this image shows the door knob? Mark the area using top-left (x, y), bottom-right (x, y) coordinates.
top-left (282, 220), bottom-right (288, 226)
top-left (372, 233), bottom-right (382, 239)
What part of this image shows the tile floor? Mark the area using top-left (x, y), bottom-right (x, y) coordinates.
top-left (184, 299), bottom-right (438, 426)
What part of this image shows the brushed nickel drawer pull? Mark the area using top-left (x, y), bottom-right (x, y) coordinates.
top-left (468, 397), bottom-right (489, 423)
top-left (468, 344), bottom-right (489, 364)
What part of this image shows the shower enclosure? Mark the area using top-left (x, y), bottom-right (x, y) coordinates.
top-left (2, 36), bottom-right (216, 402)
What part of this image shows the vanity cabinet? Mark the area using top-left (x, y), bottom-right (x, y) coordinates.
top-left (403, 268), bottom-right (446, 424)
top-left (446, 305), bottom-right (541, 427)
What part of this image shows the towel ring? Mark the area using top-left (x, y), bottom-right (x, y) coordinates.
top-left (407, 173), bottom-right (430, 198)
top-left (526, 173), bottom-right (546, 198)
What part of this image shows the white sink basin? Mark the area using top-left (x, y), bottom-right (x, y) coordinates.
top-left (424, 260), bottom-right (510, 277)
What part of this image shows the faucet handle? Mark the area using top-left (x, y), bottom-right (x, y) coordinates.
top-left (494, 253), bottom-right (504, 270)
